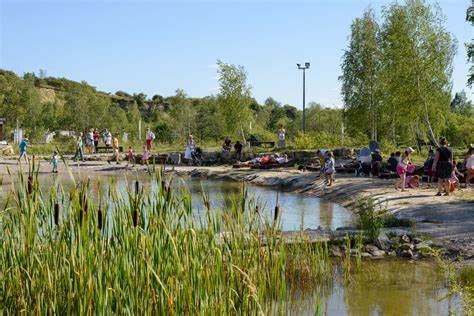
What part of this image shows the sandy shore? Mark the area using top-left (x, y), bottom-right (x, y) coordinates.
top-left (1, 158), bottom-right (473, 262)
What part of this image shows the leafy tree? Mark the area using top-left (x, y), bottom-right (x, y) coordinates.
top-left (467, 1), bottom-right (474, 87)
top-left (216, 60), bottom-right (253, 138)
top-left (451, 90), bottom-right (473, 117)
top-left (380, 0), bottom-right (456, 146)
top-left (167, 89), bottom-right (196, 141)
top-left (340, 8), bottom-right (383, 141)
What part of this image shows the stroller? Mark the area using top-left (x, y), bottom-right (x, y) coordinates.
top-left (356, 147), bottom-right (372, 177)
top-left (191, 147), bottom-right (202, 166)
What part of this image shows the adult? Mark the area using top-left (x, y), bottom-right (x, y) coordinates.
top-left (73, 132), bottom-right (84, 162)
top-left (86, 128), bottom-right (95, 154)
top-left (387, 153), bottom-right (398, 172)
top-left (108, 133), bottom-right (120, 164)
top-left (93, 128), bottom-right (100, 153)
top-left (18, 138), bottom-right (29, 163)
top-left (464, 146), bottom-right (474, 188)
top-left (234, 141), bottom-right (243, 160)
top-left (145, 127), bottom-right (156, 151)
top-left (371, 149), bottom-right (383, 176)
top-left (184, 135), bottom-right (195, 164)
top-left (103, 129), bottom-right (112, 148)
top-left (432, 138), bottom-right (453, 196)
top-left (395, 147), bottom-right (415, 192)
top-left (278, 126), bottom-right (286, 148)
top-left (222, 137), bottom-right (232, 152)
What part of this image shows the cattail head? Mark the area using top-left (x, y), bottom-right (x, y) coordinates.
top-left (98, 208), bottom-right (103, 230)
top-left (135, 180), bottom-right (139, 196)
top-left (204, 200), bottom-right (210, 211)
top-left (54, 203), bottom-right (60, 225)
top-left (255, 205), bottom-right (259, 214)
top-left (133, 209), bottom-right (138, 227)
top-left (274, 205), bottom-right (280, 222)
top-left (27, 176), bottom-right (32, 194)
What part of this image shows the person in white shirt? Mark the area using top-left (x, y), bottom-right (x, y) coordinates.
top-left (278, 126), bottom-right (286, 148)
top-left (145, 127), bottom-right (156, 151)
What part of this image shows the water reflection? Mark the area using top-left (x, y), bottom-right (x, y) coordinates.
top-left (1, 173), bottom-right (354, 231)
top-left (280, 260), bottom-right (453, 315)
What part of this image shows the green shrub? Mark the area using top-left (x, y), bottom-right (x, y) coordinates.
top-left (354, 198), bottom-right (385, 242)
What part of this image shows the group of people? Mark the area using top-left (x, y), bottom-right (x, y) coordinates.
top-left (236, 152), bottom-right (289, 167)
top-left (391, 138), bottom-right (474, 195)
top-left (222, 137), bottom-right (244, 160)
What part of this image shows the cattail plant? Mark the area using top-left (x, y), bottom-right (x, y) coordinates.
top-left (54, 202), bottom-right (60, 226)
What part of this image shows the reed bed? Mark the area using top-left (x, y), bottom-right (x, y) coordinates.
top-left (0, 165), bottom-right (332, 314)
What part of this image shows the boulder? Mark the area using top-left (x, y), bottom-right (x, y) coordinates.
top-left (361, 252), bottom-right (372, 258)
top-left (401, 249), bottom-right (414, 258)
top-left (329, 246), bottom-right (342, 258)
top-left (363, 244), bottom-right (380, 254)
top-left (374, 234), bottom-right (391, 250)
top-left (412, 237), bottom-right (422, 244)
top-left (371, 250), bottom-right (386, 257)
top-left (401, 234), bottom-right (411, 243)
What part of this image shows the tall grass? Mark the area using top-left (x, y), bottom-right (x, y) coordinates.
top-left (0, 165), bottom-right (331, 314)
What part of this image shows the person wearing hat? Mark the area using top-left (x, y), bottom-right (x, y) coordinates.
top-left (18, 137), bottom-right (30, 163)
top-left (432, 137), bottom-right (453, 196)
top-left (395, 147), bottom-right (415, 191)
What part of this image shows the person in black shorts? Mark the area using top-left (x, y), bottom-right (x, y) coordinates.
top-left (432, 137), bottom-right (453, 196)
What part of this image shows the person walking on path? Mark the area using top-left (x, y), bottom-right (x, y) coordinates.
top-left (395, 147), bottom-right (415, 192)
top-left (464, 146), bottom-right (474, 188)
top-left (145, 128), bottom-right (156, 151)
top-left (87, 128), bottom-right (95, 154)
top-left (50, 151), bottom-right (59, 173)
top-left (432, 138), bottom-right (453, 196)
top-left (18, 138), bottom-right (30, 163)
top-left (278, 126), bottom-right (286, 148)
top-left (184, 135), bottom-right (195, 165)
top-left (73, 132), bottom-right (84, 162)
top-left (107, 133), bottom-right (120, 164)
top-left (93, 128), bottom-right (100, 153)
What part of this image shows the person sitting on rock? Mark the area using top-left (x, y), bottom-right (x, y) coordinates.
top-left (222, 137), bottom-right (232, 152)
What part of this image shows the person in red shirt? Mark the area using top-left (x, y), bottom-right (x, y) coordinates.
top-left (93, 128), bottom-right (100, 153)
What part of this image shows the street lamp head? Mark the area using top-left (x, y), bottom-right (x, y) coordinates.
top-left (296, 63), bottom-right (301, 68)
top-left (305, 62), bottom-right (310, 68)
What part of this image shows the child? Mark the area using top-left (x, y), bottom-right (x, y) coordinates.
top-left (450, 160), bottom-right (463, 191)
top-left (395, 147), bottom-right (415, 192)
top-left (50, 151), bottom-right (59, 173)
top-left (404, 175), bottom-right (420, 189)
top-left (127, 146), bottom-right (135, 166)
top-left (141, 145), bottom-right (149, 165)
top-left (18, 138), bottom-right (29, 163)
top-left (465, 147), bottom-right (474, 188)
top-left (424, 149), bottom-right (435, 183)
top-left (322, 151), bottom-right (336, 186)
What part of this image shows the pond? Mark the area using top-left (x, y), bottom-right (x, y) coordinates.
top-left (1, 172), bottom-right (354, 231)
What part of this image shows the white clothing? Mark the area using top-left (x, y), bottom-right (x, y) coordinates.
top-left (146, 131), bottom-right (155, 140)
top-left (278, 128), bottom-right (286, 140)
top-left (184, 139), bottom-right (195, 160)
top-left (467, 155), bottom-right (474, 169)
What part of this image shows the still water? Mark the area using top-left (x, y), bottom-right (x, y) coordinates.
top-left (1, 173), bottom-right (354, 231)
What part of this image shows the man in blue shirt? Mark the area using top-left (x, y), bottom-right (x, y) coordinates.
top-left (18, 138), bottom-right (29, 163)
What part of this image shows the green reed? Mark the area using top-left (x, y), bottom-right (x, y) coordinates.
top-left (0, 166), bottom-right (332, 314)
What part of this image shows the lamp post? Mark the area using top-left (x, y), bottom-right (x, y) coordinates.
top-left (297, 62), bottom-right (310, 134)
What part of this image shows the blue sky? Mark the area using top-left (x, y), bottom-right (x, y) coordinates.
top-left (1, 0), bottom-right (472, 108)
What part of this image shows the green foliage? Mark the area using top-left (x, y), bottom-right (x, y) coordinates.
top-left (354, 198), bottom-right (385, 242)
top-left (467, 1), bottom-right (474, 87)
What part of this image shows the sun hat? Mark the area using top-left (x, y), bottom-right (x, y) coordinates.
top-left (407, 147), bottom-right (415, 153)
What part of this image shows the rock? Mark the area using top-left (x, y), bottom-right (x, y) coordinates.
top-left (388, 251), bottom-right (397, 257)
top-left (412, 237), bottom-right (422, 244)
top-left (363, 244), bottom-right (380, 254)
top-left (350, 249), bottom-right (359, 257)
top-left (371, 250), bottom-right (386, 257)
top-left (169, 153), bottom-right (181, 165)
top-left (415, 240), bottom-right (433, 250)
top-left (361, 252), bottom-right (372, 258)
top-left (400, 243), bottom-right (414, 251)
top-left (401, 234), bottom-right (411, 243)
top-left (329, 246), bottom-right (342, 258)
top-left (401, 249), bottom-right (414, 258)
top-left (336, 226), bottom-right (356, 231)
top-left (374, 235), bottom-right (391, 251)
